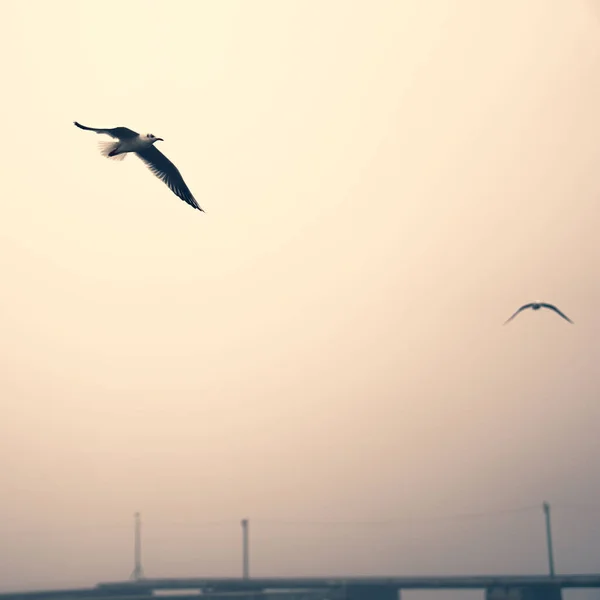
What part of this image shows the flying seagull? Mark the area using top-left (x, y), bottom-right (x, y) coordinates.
top-left (74, 121), bottom-right (203, 212)
top-left (503, 302), bottom-right (573, 325)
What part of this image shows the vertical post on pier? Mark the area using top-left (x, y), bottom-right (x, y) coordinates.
top-left (130, 511), bottom-right (145, 581)
top-left (543, 502), bottom-right (555, 577)
top-left (241, 518), bottom-right (249, 579)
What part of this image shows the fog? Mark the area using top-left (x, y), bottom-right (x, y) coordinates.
top-left (1, 1), bottom-right (600, 600)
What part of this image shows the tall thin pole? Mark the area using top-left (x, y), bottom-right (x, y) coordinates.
top-left (130, 512), bottom-right (145, 581)
top-left (241, 518), bottom-right (249, 579)
top-left (543, 502), bottom-right (555, 577)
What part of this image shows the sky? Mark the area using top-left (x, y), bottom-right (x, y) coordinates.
top-left (1, 1), bottom-right (600, 599)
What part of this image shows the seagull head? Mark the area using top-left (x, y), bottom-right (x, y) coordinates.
top-left (144, 133), bottom-right (164, 143)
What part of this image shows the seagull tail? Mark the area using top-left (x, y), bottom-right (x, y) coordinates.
top-left (98, 140), bottom-right (126, 161)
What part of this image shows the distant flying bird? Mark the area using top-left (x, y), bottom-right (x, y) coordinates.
top-left (73, 121), bottom-right (203, 212)
top-left (503, 302), bottom-right (573, 325)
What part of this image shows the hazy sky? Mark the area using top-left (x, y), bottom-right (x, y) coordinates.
top-left (2, 1), bottom-right (600, 599)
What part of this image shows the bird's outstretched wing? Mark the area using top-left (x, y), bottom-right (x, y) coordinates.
top-left (503, 303), bottom-right (534, 325)
top-left (74, 121), bottom-right (139, 140)
top-left (541, 303), bottom-right (574, 324)
top-left (136, 146), bottom-right (203, 211)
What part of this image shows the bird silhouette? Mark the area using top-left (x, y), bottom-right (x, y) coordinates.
top-left (503, 302), bottom-right (573, 325)
top-left (74, 121), bottom-right (203, 212)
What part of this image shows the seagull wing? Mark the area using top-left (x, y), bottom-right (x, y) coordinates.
top-left (74, 121), bottom-right (139, 140)
top-left (540, 303), bottom-right (574, 324)
top-left (503, 303), bottom-right (534, 325)
top-left (136, 146), bottom-right (203, 211)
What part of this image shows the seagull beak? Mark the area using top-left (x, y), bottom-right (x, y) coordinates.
top-left (156, 137), bottom-right (164, 142)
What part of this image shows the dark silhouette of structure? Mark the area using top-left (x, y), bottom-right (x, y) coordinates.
top-left (2, 575), bottom-right (600, 600)
top-left (1, 504), bottom-right (591, 600)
